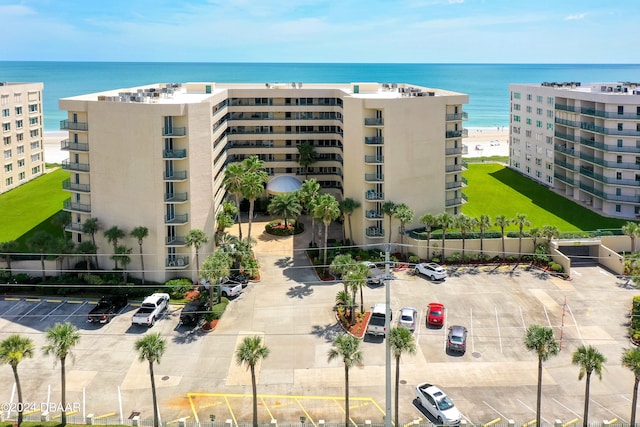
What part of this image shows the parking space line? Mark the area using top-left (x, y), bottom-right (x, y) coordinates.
top-left (224, 395), bottom-right (238, 427)
top-left (260, 396), bottom-right (275, 422)
top-left (64, 301), bottom-right (87, 322)
top-left (0, 300), bottom-right (24, 317)
top-left (543, 305), bottom-right (552, 328)
top-left (552, 398), bottom-right (581, 419)
top-left (565, 304), bottom-right (584, 345)
top-left (517, 399), bottom-right (550, 424)
top-left (494, 307), bottom-right (502, 354)
top-left (470, 307), bottom-right (475, 353)
top-left (18, 300), bottom-right (45, 320)
top-left (41, 300), bottom-right (66, 322)
top-left (591, 399), bottom-right (626, 423)
top-left (620, 394), bottom-right (632, 403)
top-left (295, 397), bottom-right (316, 427)
top-left (483, 401), bottom-right (508, 420)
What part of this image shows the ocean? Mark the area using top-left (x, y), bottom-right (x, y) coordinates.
top-left (2, 62), bottom-right (640, 131)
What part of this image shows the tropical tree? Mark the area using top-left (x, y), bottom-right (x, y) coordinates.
top-left (242, 155), bottom-right (266, 173)
top-left (437, 212), bottom-right (455, 260)
top-left (76, 241), bottom-right (97, 273)
top-left (0, 334), bottom-right (35, 427)
top-left (267, 192), bottom-right (302, 229)
top-left (621, 347), bottom-right (640, 426)
top-left (236, 336), bottom-right (270, 427)
top-left (529, 227), bottom-right (542, 251)
top-left (344, 263), bottom-right (368, 320)
top-left (241, 171), bottom-right (268, 243)
top-left (200, 250), bottom-right (232, 306)
top-left (82, 217), bottom-right (100, 268)
top-left (524, 325), bottom-right (560, 427)
top-left (389, 327), bottom-right (417, 427)
top-left (541, 225), bottom-right (559, 245)
top-left (419, 213), bottom-right (438, 260)
top-left (494, 215), bottom-right (511, 259)
top-left (103, 225), bottom-right (125, 269)
top-left (297, 141), bottom-right (317, 178)
top-left (339, 198), bottom-right (360, 244)
top-left (224, 163), bottom-right (246, 239)
top-left (130, 226), bottom-right (149, 284)
top-left (42, 322), bottom-right (81, 427)
top-left (623, 221), bottom-right (639, 253)
top-left (134, 332), bottom-right (167, 427)
top-left (313, 193), bottom-right (341, 267)
top-left (51, 237), bottom-right (75, 273)
top-left (455, 214), bottom-right (474, 261)
top-left (185, 228), bottom-right (209, 279)
top-left (0, 240), bottom-right (20, 273)
top-left (112, 245), bottom-right (132, 283)
top-left (215, 201), bottom-right (238, 245)
top-left (515, 213), bottom-right (531, 261)
top-left (27, 230), bottom-right (53, 280)
top-left (50, 210), bottom-right (71, 240)
top-left (327, 334), bottom-right (364, 427)
top-left (297, 179), bottom-right (321, 246)
top-left (571, 345), bottom-right (606, 427)
top-left (330, 253), bottom-right (357, 291)
top-left (382, 201), bottom-right (397, 244)
top-left (478, 214), bottom-right (492, 257)
top-left (394, 203), bottom-right (414, 257)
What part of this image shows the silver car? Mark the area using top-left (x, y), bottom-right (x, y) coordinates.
top-left (398, 307), bottom-right (418, 332)
top-left (447, 325), bottom-right (468, 354)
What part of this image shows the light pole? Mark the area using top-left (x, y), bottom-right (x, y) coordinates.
top-left (384, 243), bottom-right (392, 427)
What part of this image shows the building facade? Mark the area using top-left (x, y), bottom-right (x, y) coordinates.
top-left (509, 82), bottom-right (640, 219)
top-left (59, 82), bottom-right (468, 282)
top-left (0, 82), bottom-right (45, 194)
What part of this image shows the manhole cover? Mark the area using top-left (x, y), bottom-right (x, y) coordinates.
top-left (162, 375), bottom-right (170, 381)
top-left (400, 380), bottom-right (407, 385)
top-left (472, 352), bottom-right (481, 358)
top-left (128, 412), bottom-right (141, 419)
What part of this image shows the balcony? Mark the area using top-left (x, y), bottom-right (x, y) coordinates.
top-left (365, 210), bottom-right (384, 219)
top-left (554, 159), bottom-right (576, 171)
top-left (65, 223), bottom-right (85, 233)
top-left (365, 190), bottom-right (384, 201)
top-left (164, 192), bottom-right (188, 202)
top-left (60, 120), bottom-right (88, 131)
top-left (60, 139), bottom-right (89, 151)
top-left (162, 127), bottom-right (187, 137)
top-left (166, 236), bottom-right (187, 246)
top-left (165, 214), bottom-right (189, 224)
top-left (364, 136), bottom-right (384, 145)
top-left (555, 118), bottom-right (578, 128)
top-left (163, 149), bottom-right (187, 159)
top-left (445, 164), bottom-right (463, 173)
top-left (365, 227), bottom-right (385, 238)
top-left (555, 104), bottom-right (578, 113)
top-left (62, 178), bottom-right (90, 192)
top-left (445, 198), bottom-right (462, 207)
top-left (580, 152), bottom-right (640, 170)
top-left (554, 144), bottom-right (576, 156)
top-left (553, 172), bottom-right (575, 186)
top-left (364, 173), bottom-right (384, 182)
top-left (364, 118), bottom-right (384, 126)
top-left (554, 131), bottom-right (577, 143)
top-left (579, 183), bottom-right (640, 203)
top-left (61, 159), bottom-right (90, 172)
top-left (445, 180), bottom-right (465, 190)
top-left (166, 256), bottom-right (189, 268)
top-left (63, 198), bottom-right (91, 213)
top-left (364, 155), bottom-right (384, 164)
top-left (581, 107), bottom-right (640, 120)
top-left (445, 147), bottom-right (464, 155)
top-left (580, 166), bottom-right (640, 186)
top-left (163, 171), bottom-right (187, 181)
top-left (445, 129), bottom-right (468, 139)
top-left (446, 112), bottom-right (468, 121)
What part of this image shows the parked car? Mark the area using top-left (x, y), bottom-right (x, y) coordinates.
top-left (426, 302), bottom-right (445, 327)
top-left (447, 325), bottom-right (468, 354)
top-left (362, 262), bottom-right (385, 285)
top-left (415, 382), bottom-right (462, 426)
top-left (87, 294), bottom-right (128, 324)
top-left (366, 303), bottom-right (391, 337)
top-left (415, 262), bottom-right (447, 281)
top-left (398, 307), bottom-right (418, 332)
top-left (201, 278), bottom-right (243, 298)
top-left (131, 293), bottom-right (170, 327)
top-left (179, 300), bottom-right (209, 326)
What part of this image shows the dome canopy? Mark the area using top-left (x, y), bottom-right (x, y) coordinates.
top-left (266, 175), bottom-right (302, 195)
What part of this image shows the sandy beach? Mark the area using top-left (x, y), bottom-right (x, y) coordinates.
top-left (43, 126), bottom-right (510, 164)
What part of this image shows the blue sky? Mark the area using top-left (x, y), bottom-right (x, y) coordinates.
top-left (1, 0), bottom-right (637, 63)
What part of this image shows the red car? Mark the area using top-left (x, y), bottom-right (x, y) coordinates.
top-left (427, 302), bottom-right (445, 327)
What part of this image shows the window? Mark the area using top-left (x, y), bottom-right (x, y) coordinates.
top-left (3, 136), bottom-right (10, 145)
top-left (536, 108), bottom-right (543, 115)
top-left (616, 205), bottom-right (621, 213)
top-left (616, 188), bottom-right (622, 196)
top-left (5, 177), bottom-right (12, 186)
top-left (15, 106), bottom-right (22, 116)
top-left (547, 97), bottom-right (554, 105)
top-left (617, 155), bottom-right (622, 163)
top-left (513, 104), bottom-right (521, 111)
top-left (31, 153), bottom-right (40, 162)
top-left (3, 150), bottom-right (11, 159)
top-left (4, 164), bottom-right (12, 172)
top-left (537, 95), bottom-right (543, 103)
top-left (535, 158), bottom-right (542, 166)
top-left (15, 120), bottom-right (22, 129)
top-left (13, 94), bottom-right (21, 103)
top-left (618, 106), bottom-right (624, 115)
top-left (29, 129), bottom-right (39, 137)
top-left (526, 106), bottom-right (532, 113)
top-left (547, 163), bottom-right (552, 170)
top-left (29, 117), bottom-right (38, 126)
top-left (514, 92), bottom-right (521, 99)
top-left (547, 110), bottom-right (554, 118)
top-left (546, 136), bottom-right (553, 144)
top-left (18, 172), bottom-right (25, 181)
top-left (617, 172), bottom-right (623, 180)
top-left (16, 133), bottom-right (23, 141)
top-left (28, 104), bottom-right (38, 113)
top-left (30, 141), bottom-right (39, 149)
top-left (0, 95), bottom-right (8, 105)
top-left (526, 118), bottom-right (532, 125)
top-left (1, 109), bottom-right (8, 117)
top-left (16, 145), bottom-right (24, 154)
top-left (618, 123), bottom-right (623, 131)
top-left (547, 175), bottom-right (553, 183)
top-left (536, 120), bottom-right (542, 128)
top-left (17, 159), bottom-right (24, 167)
top-left (513, 115), bottom-right (521, 122)
top-left (31, 165), bottom-right (40, 174)
top-left (526, 166), bottom-right (531, 173)
top-left (2, 123), bottom-right (10, 132)
top-left (547, 123), bottom-right (553, 130)
top-left (527, 94), bottom-right (532, 101)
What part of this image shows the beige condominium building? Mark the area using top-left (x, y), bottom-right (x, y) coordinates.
top-left (0, 82), bottom-right (45, 194)
top-left (509, 81), bottom-right (640, 219)
top-left (59, 82), bottom-right (468, 282)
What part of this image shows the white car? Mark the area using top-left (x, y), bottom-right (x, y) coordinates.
top-left (398, 307), bottom-right (418, 332)
top-left (415, 382), bottom-right (462, 425)
top-left (414, 262), bottom-right (447, 281)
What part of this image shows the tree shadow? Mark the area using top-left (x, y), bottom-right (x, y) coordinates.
top-left (172, 326), bottom-right (203, 344)
top-left (275, 256), bottom-right (294, 269)
top-left (311, 322), bottom-right (342, 343)
top-left (287, 284), bottom-right (314, 299)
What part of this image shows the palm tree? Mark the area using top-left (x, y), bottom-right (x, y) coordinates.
top-left (297, 141), bottom-right (317, 178)
top-left (297, 179), bottom-right (321, 246)
top-left (112, 245), bottom-right (132, 283)
top-left (27, 230), bottom-right (53, 280)
top-left (327, 334), bottom-right (364, 427)
top-left (529, 227), bottom-right (542, 251)
top-left (51, 237), bottom-right (75, 274)
top-left (515, 213), bottom-right (531, 261)
top-left (0, 240), bottom-right (20, 273)
top-left (130, 226), bottom-right (149, 284)
top-left (76, 241), bottom-right (97, 273)
top-left (382, 201), bottom-right (397, 244)
top-left (524, 325), bottom-right (560, 427)
top-left (330, 253), bottom-right (357, 289)
top-left (478, 214), bottom-right (491, 257)
top-left (185, 229), bottom-right (209, 279)
top-left (419, 213), bottom-right (438, 260)
top-left (394, 203), bottom-right (414, 257)
top-left (242, 155), bottom-right (266, 173)
top-left (437, 212), bottom-right (454, 260)
top-left (621, 348), bottom-right (640, 426)
top-left (42, 322), bottom-right (81, 427)
top-left (623, 221), bottom-right (639, 253)
top-left (338, 198), bottom-right (360, 244)
top-left (344, 264), bottom-right (368, 321)
top-left (267, 192), bottom-right (302, 229)
top-left (455, 214), bottom-right (474, 261)
top-left (313, 193), bottom-right (341, 267)
top-left (541, 225), bottom-right (559, 245)
top-left (200, 250), bottom-right (232, 306)
top-left (134, 332), bottom-right (167, 427)
top-left (390, 327), bottom-right (417, 427)
top-left (571, 345), bottom-right (606, 427)
top-left (50, 210), bottom-right (71, 240)
top-left (216, 202), bottom-right (238, 246)
top-left (82, 217), bottom-right (100, 268)
top-left (224, 163), bottom-right (246, 240)
top-left (241, 171), bottom-right (268, 243)
top-left (0, 334), bottom-right (35, 427)
top-left (494, 215), bottom-right (511, 259)
top-left (236, 336), bottom-right (270, 427)
top-left (103, 225), bottom-right (125, 269)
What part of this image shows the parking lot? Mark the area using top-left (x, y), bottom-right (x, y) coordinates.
top-left (0, 231), bottom-right (637, 425)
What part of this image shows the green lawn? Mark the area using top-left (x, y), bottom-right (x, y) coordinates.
top-left (0, 168), bottom-right (70, 243)
top-left (462, 163), bottom-right (628, 232)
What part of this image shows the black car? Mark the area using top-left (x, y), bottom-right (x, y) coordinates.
top-left (179, 300), bottom-right (209, 326)
top-left (87, 294), bottom-right (128, 324)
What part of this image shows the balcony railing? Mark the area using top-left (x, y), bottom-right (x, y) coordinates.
top-left (364, 118), bottom-right (384, 126)
top-left (65, 223), bottom-right (85, 233)
top-left (554, 159), bottom-right (576, 171)
top-left (445, 198), bottom-right (462, 207)
top-left (63, 198), bottom-right (91, 213)
top-left (445, 181), bottom-right (464, 190)
top-left (445, 112), bottom-right (468, 121)
top-left (164, 192), bottom-right (188, 202)
top-left (163, 149), bottom-right (187, 159)
top-left (554, 144), bottom-right (576, 156)
top-left (580, 166), bottom-right (640, 186)
top-left (364, 136), bottom-right (384, 145)
top-left (445, 165), bottom-right (463, 173)
top-left (365, 227), bottom-right (385, 237)
top-left (165, 236), bottom-right (186, 246)
top-left (445, 129), bottom-right (468, 138)
top-left (553, 172), bottom-right (575, 186)
top-left (365, 210), bottom-right (384, 219)
top-left (445, 147), bottom-right (464, 155)
top-left (163, 171), bottom-right (187, 181)
top-left (580, 153), bottom-right (640, 170)
top-left (165, 214), bottom-right (189, 224)
top-left (166, 256), bottom-right (189, 268)
top-left (364, 155), bottom-right (384, 164)
top-left (60, 120), bottom-right (88, 131)
top-left (581, 107), bottom-right (640, 120)
top-left (60, 139), bottom-right (89, 151)
top-left (554, 131), bottom-right (577, 143)
top-left (579, 183), bottom-right (640, 203)
top-left (364, 174), bottom-right (384, 182)
top-left (62, 178), bottom-right (90, 192)
top-left (365, 191), bottom-right (384, 201)
top-left (61, 159), bottom-right (90, 172)
top-left (162, 127), bottom-right (186, 137)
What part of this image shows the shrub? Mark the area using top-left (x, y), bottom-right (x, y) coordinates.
top-left (408, 255), bottom-right (420, 264)
top-left (446, 252), bottom-right (462, 263)
top-left (165, 278), bottom-right (193, 299)
top-left (548, 262), bottom-right (563, 273)
top-left (265, 220), bottom-right (304, 236)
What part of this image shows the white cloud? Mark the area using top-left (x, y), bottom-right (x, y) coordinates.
top-left (565, 13), bottom-right (586, 20)
top-left (0, 4), bottom-right (36, 16)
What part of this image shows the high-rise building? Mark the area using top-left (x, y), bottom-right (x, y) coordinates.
top-left (0, 82), bottom-right (45, 193)
top-left (59, 82), bottom-right (468, 282)
top-left (509, 81), bottom-right (640, 219)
